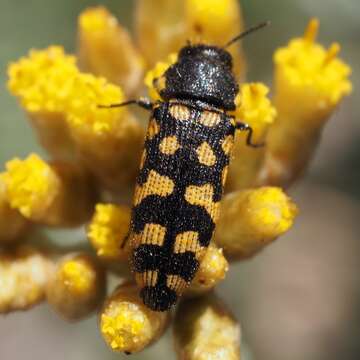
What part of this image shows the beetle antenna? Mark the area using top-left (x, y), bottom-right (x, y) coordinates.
top-left (224, 21), bottom-right (270, 48)
top-left (97, 97), bottom-right (153, 110)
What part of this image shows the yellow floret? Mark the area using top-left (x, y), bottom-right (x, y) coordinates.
top-left (215, 187), bottom-right (298, 259)
top-left (7, 46), bottom-right (78, 113)
top-left (184, 0), bottom-right (245, 75)
top-left (235, 82), bottom-right (277, 131)
top-left (174, 295), bottom-right (241, 360)
top-left (189, 243), bottom-right (229, 294)
top-left (1, 154), bottom-right (60, 219)
top-left (245, 187), bottom-right (298, 234)
top-left (88, 203), bottom-right (131, 261)
top-left (65, 73), bottom-right (126, 135)
top-left (0, 246), bottom-right (54, 313)
top-left (185, 0), bottom-right (241, 42)
top-left (59, 259), bottom-right (94, 295)
top-left (101, 303), bottom-right (150, 350)
top-left (274, 18), bottom-right (352, 107)
top-left (47, 253), bottom-right (105, 321)
top-left (144, 53), bottom-right (178, 101)
top-left (226, 83), bottom-right (276, 191)
top-left (78, 7), bottom-right (145, 95)
top-left (7, 46), bottom-right (127, 136)
top-left (100, 284), bottom-right (169, 353)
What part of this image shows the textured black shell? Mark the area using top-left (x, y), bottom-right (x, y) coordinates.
top-left (160, 45), bottom-right (239, 111)
top-left (131, 101), bottom-right (235, 311)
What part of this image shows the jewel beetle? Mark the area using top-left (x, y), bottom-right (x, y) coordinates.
top-left (100, 22), bottom-right (269, 311)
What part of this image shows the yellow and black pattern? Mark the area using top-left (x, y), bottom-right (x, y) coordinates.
top-left (130, 99), bottom-right (235, 311)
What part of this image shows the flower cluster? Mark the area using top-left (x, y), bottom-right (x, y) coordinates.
top-left (0, 1), bottom-right (352, 358)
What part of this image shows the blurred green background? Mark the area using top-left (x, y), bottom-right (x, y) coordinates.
top-left (0, 1), bottom-right (359, 359)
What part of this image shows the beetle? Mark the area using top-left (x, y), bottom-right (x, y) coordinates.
top-left (100, 22), bottom-right (269, 311)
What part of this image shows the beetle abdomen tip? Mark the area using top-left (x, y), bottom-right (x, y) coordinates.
top-left (140, 285), bottom-right (177, 312)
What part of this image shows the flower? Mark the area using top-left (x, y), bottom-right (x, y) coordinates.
top-left (87, 203), bottom-right (131, 261)
top-left (1, 1), bottom-right (352, 358)
top-left (46, 253), bottom-right (106, 321)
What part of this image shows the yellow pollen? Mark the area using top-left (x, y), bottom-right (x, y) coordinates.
top-left (7, 46), bottom-right (127, 136)
top-left (101, 302), bottom-right (150, 351)
top-left (234, 83), bottom-right (277, 128)
top-left (88, 204), bottom-right (130, 260)
top-left (59, 259), bottom-right (94, 295)
top-left (247, 187), bottom-right (299, 234)
top-left (0, 154), bottom-right (60, 218)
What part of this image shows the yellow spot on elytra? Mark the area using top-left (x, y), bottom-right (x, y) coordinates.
top-left (221, 135), bottom-right (234, 156)
top-left (166, 275), bottom-right (188, 294)
top-left (147, 119), bottom-right (160, 140)
top-left (174, 231), bottom-right (205, 260)
top-left (185, 184), bottom-right (220, 223)
top-left (135, 270), bottom-right (159, 288)
top-left (196, 142), bottom-right (216, 166)
top-left (134, 170), bottom-right (174, 206)
top-left (159, 136), bottom-right (180, 155)
top-left (198, 111), bottom-right (222, 127)
top-left (169, 104), bottom-right (191, 121)
top-left (132, 223), bottom-right (167, 247)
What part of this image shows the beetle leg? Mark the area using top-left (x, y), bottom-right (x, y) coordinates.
top-left (235, 122), bottom-right (265, 148)
top-left (120, 232), bottom-right (130, 249)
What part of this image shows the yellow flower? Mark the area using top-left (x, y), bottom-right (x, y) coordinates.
top-left (1, 154), bottom-right (60, 219)
top-left (100, 284), bottom-right (169, 354)
top-left (47, 253), bottom-right (105, 321)
top-left (78, 6), bottom-right (145, 95)
top-left (274, 18), bottom-right (352, 108)
top-left (227, 83), bottom-right (277, 190)
top-left (144, 53), bottom-right (178, 101)
top-left (2, 3), bottom-right (353, 358)
top-left (261, 18), bottom-right (353, 187)
top-left (88, 203), bottom-right (131, 261)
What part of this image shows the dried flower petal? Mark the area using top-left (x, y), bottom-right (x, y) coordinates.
top-left (174, 294), bottom-right (241, 360)
top-left (0, 246), bottom-right (54, 313)
top-left (78, 7), bottom-right (145, 96)
top-left (46, 253), bottom-right (105, 321)
top-left (188, 243), bottom-right (229, 295)
top-left (215, 187), bottom-right (298, 259)
top-left (100, 283), bottom-right (169, 354)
